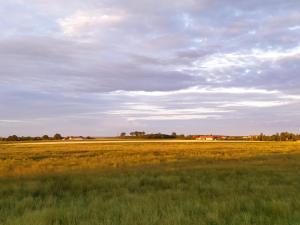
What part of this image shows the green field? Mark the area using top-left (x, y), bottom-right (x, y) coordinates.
top-left (1, 141), bottom-right (300, 225)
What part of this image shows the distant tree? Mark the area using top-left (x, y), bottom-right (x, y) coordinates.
top-left (130, 131), bottom-right (145, 137)
top-left (273, 133), bottom-right (280, 141)
top-left (42, 135), bottom-right (50, 140)
top-left (86, 136), bottom-right (94, 139)
top-left (53, 133), bottom-right (63, 140)
top-left (120, 132), bottom-right (126, 137)
top-left (259, 133), bottom-right (264, 141)
top-left (280, 132), bottom-right (289, 141)
top-left (177, 134), bottom-right (185, 139)
top-left (171, 132), bottom-right (177, 138)
top-left (7, 135), bottom-right (19, 141)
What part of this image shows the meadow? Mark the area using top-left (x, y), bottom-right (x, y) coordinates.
top-left (0, 141), bottom-right (300, 225)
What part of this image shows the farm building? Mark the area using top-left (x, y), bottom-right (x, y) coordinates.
top-left (64, 136), bottom-right (84, 141)
top-left (194, 135), bottom-right (215, 141)
top-left (194, 135), bottom-right (226, 141)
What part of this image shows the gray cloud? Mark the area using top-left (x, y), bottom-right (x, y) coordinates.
top-left (0, 0), bottom-right (300, 136)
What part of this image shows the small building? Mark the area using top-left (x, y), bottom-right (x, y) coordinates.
top-left (193, 135), bottom-right (227, 141)
top-left (194, 135), bottom-right (215, 141)
top-left (64, 136), bottom-right (84, 141)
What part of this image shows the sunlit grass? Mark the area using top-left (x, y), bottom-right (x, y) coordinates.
top-left (1, 142), bottom-right (300, 177)
top-left (0, 141), bottom-right (300, 224)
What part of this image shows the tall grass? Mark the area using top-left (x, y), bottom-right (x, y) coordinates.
top-left (1, 142), bottom-right (300, 177)
top-left (0, 142), bottom-right (300, 224)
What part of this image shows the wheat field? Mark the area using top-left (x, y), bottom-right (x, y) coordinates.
top-left (1, 141), bottom-right (300, 224)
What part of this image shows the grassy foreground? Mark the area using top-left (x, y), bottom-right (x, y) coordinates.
top-left (1, 142), bottom-right (300, 225)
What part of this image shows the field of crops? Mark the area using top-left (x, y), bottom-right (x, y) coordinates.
top-left (1, 141), bottom-right (300, 225)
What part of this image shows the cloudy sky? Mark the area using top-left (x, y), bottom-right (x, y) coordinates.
top-left (0, 0), bottom-right (300, 136)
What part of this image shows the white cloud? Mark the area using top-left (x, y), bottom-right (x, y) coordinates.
top-left (0, 120), bottom-right (25, 123)
top-left (280, 94), bottom-right (300, 100)
top-left (127, 114), bottom-right (221, 121)
top-left (58, 10), bottom-right (125, 37)
top-left (288, 25), bottom-right (300, 31)
top-left (191, 45), bottom-right (300, 72)
top-left (105, 100), bottom-right (232, 121)
top-left (109, 105), bottom-right (231, 116)
top-left (109, 86), bottom-right (280, 97)
top-left (220, 100), bottom-right (289, 108)
top-left (100, 85), bottom-right (300, 121)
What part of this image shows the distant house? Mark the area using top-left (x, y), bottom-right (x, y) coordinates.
top-left (194, 135), bottom-right (215, 141)
top-left (242, 136), bottom-right (251, 140)
top-left (193, 135), bottom-right (226, 141)
top-left (64, 136), bottom-right (84, 141)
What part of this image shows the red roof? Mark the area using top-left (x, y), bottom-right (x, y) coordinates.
top-left (194, 135), bottom-right (214, 138)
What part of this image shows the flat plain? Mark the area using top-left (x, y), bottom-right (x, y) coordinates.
top-left (1, 141), bottom-right (300, 225)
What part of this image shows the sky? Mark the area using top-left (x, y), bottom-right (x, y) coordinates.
top-left (0, 0), bottom-right (300, 136)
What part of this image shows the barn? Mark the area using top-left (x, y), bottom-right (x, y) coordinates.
top-left (194, 135), bottom-right (215, 141)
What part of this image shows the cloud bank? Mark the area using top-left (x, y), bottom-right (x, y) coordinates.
top-left (0, 0), bottom-right (300, 136)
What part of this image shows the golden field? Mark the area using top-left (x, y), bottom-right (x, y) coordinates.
top-left (1, 141), bottom-right (300, 177)
top-left (1, 141), bottom-right (300, 225)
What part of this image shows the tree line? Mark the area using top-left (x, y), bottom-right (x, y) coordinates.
top-left (120, 131), bottom-right (300, 141)
top-left (120, 131), bottom-right (183, 139)
top-left (249, 132), bottom-right (300, 141)
top-left (1, 131), bottom-right (300, 141)
top-left (1, 134), bottom-right (63, 141)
